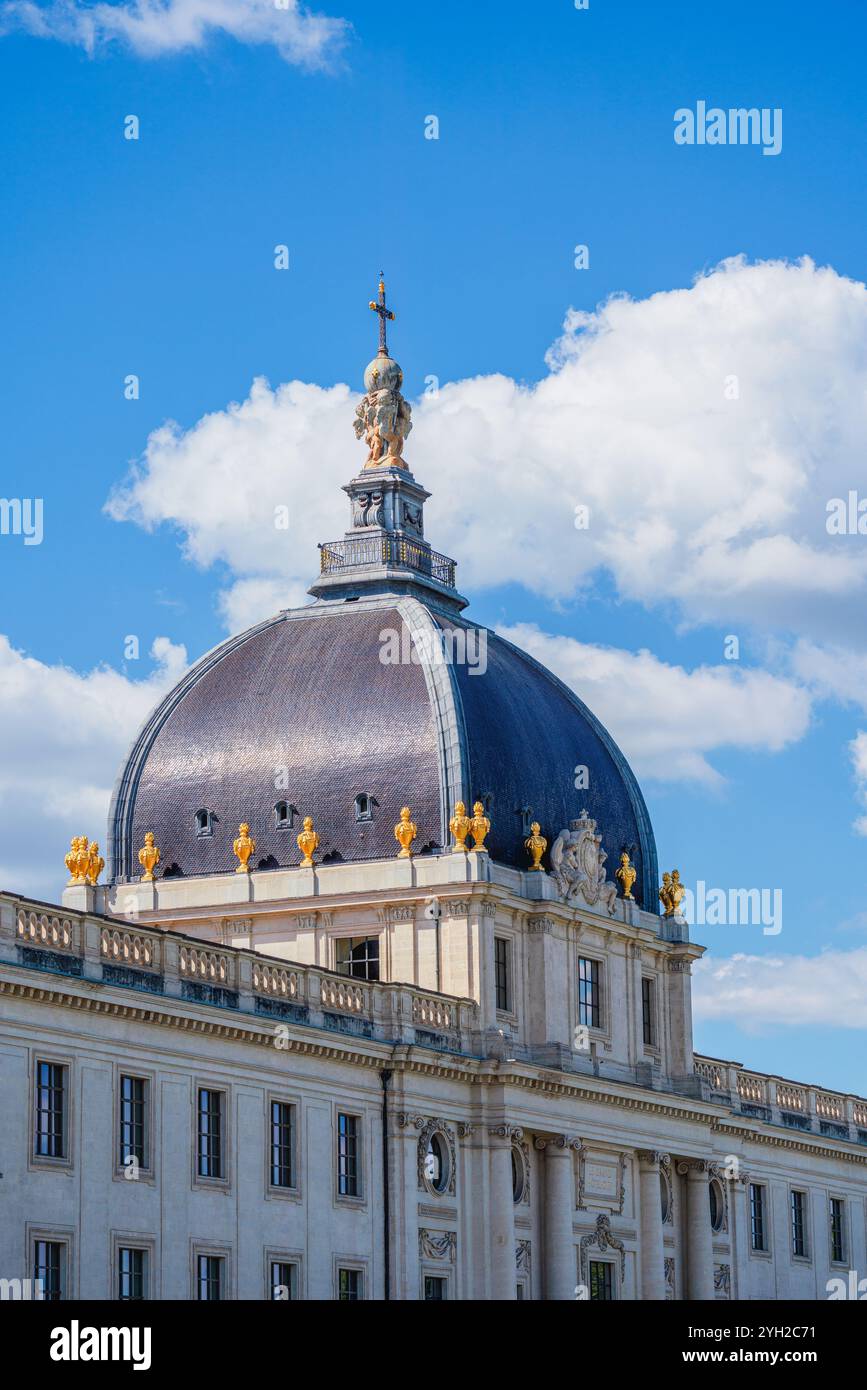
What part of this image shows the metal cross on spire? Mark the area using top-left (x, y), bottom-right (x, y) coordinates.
top-left (368, 273), bottom-right (395, 356)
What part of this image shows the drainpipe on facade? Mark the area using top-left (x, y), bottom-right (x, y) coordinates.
top-left (381, 1068), bottom-right (393, 1300)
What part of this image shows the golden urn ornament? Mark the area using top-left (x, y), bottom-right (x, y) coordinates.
top-left (297, 815), bottom-right (319, 868)
top-left (615, 851), bottom-right (636, 900)
top-left (233, 822), bottom-right (256, 874)
top-left (85, 841), bottom-right (104, 886)
top-left (469, 801), bottom-right (490, 853)
top-left (394, 806), bottom-right (417, 858)
top-left (138, 831), bottom-right (160, 882)
top-left (449, 801), bottom-right (471, 853)
top-left (524, 822), bottom-right (547, 871)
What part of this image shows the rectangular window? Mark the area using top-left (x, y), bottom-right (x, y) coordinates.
top-left (34, 1240), bottom-right (64, 1301)
top-left (828, 1200), bottom-right (844, 1267)
top-left (589, 1260), bottom-right (614, 1301)
top-left (791, 1189), bottom-right (807, 1258)
top-left (119, 1075), bottom-right (147, 1169)
top-left (578, 957), bottom-right (601, 1029)
top-left (270, 1261), bottom-right (295, 1300)
top-left (423, 1276), bottom-right (447, 1301)
top-left (197, 1088), bottom-right (224, 1180)
top-left (118, 1247), bottom-right (146, 1301)
top-left (338, 1268), bottom-right (361, 1301)
top-left (337, 1113), bottom-right (360, 1197)
top-left (34, 1061), bottom-right (65, 1159)
top-left (270, 1101), bottom-right (295, 1189)
top-left (830, 1197), bottom-right (845, 1264)
top-left (494, 937), bottom-right (511, 1012)
top-left (641, 977), bottom-right (655, 1046)
top-left (336, 936), bottom-right (380, 981)
top-left (750, 1183), bottom-right (767, 1251)
top-left (197, 1255), bottom-right (223, 1301)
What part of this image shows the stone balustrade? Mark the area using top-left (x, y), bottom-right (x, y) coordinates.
top-left (695, 1053), bottom-right (867, 1146)
top-left (0, 892), bottom-right (478, 1054)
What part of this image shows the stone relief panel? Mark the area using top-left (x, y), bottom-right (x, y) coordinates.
top-left (419, 1229), bottom-right (456, 1263)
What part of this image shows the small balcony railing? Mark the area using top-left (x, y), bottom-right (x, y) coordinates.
top-left (319, 535), bottom-right (456, 589)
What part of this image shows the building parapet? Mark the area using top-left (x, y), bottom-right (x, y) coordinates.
top-left (694, 1053), bottom-right (867, 1148)
top-left (0, 893), bottom-right (479, 1055)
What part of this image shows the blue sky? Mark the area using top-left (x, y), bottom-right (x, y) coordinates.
top-left (2, 0), bottom-right (867, 1092)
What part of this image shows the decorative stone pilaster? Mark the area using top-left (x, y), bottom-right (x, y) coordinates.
top-left (488, 1125), bottom-right (522, 1300)
top-left (535, 1134), bottom-right (580, 1300)
top-left (636, 1150), bottom-right (667, 1300)
top-left (677, 1159), bottom-right (715, 1300)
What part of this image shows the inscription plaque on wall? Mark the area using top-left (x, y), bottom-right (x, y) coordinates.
top-left (584, 1161), bottom-right (619, 1200)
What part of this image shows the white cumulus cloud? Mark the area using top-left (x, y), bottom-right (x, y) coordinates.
top-left (693, 948), bottom-right (867, 1030)
top-left (0, 634), bottom-right (187, 901)
top-left (0, 0), bottom-right (348, 67)
top-left (496, 623), bottom-right (812, 786)
top-left (849, 730), bottom-right (867, 837)
top-left (108, 256), bottom-right (867, 648)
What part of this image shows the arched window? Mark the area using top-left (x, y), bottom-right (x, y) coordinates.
top-left (274, 801), bottom-right (297, 830)
top-left (354, 793), bottom-right (378, 823)
top-left (195, 808), bottom-right (213, 838)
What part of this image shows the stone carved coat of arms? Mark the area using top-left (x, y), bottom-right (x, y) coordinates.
top-left (549, 810), bottom-right (617, 915)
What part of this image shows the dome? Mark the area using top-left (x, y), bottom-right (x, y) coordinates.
top-left (108, 282), bottom-right (657, 907)
top-left (363, 353), bottom-right (403, 394)
top-left (107, 593), bottom-right (658, 907)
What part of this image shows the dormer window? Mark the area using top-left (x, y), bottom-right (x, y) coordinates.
top-left (275, 801), bottom-right (298, 831)
top-left (354, 793), bottom-right (378, 823)
top-left (195, 808), bottom-right (214, 838)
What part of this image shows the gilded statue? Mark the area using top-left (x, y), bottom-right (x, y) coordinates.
top-left (615, 851), bottom-right (636, 900)
top-left (138, 831), bottom-right (160, 882)
top-left (659, 869), bottom-right (685, 918)
top-left (469, 800), bottom-right (490, 853)
top-left (394, 806), bottom-right (417, 858)
top-left (449, 801), bottom-right (471, 853)
top-left (524, 822), bottom-right (547, 871)
top-left (85, 841), bottom-right (104, 886)
top-left (65, 835), bottom-right (87, 885)
top-left (233, 822), bottom-right (256, 874)
top-left (297, 815), bottom-right (319, 868)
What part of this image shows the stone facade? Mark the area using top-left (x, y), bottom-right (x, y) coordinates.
top-left (2, 852), bottom-right (866, 1301)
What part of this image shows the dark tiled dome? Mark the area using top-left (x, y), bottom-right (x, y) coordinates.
top-left (108, 594), bottom-right (658, 907)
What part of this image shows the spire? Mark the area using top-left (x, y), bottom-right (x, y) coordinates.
top-left (368, 273), bottom-right (394, 356)
top-left (308, 279), bottom-right (467, 612)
